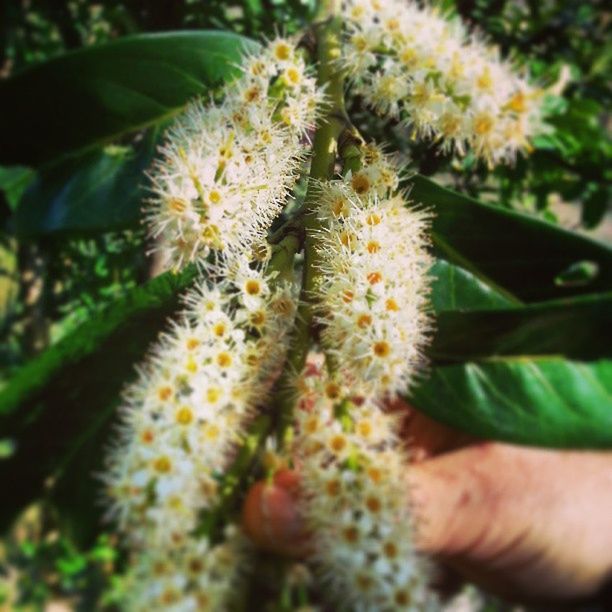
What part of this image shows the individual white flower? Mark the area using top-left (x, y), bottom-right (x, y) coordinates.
top-left (340, 0), bottom-right (546, 166)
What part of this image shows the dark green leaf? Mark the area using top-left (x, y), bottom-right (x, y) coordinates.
top-left (581, 185), bottom-right (610, 229)
top-left (431, 292), bottom-right (612, 362)
top-left (0, 266), bottom-right (197, 537)
top-left (430, 259), bottom-right (520, 312)
top-left (409, 175), bottom-right (612, 301)
top-left (0, 165), bottom-right (35, 210)
top-left (409, 358), bottom-right (612, 448)
top-left (555, 260), bottom-right (600, 288)
top-left (0, 31), bottom-right (258, 166)
top-left (14, 129), bottom-right (159, 237)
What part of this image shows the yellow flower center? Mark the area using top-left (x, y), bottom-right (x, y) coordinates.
top-left (168, 197), bottom-right (187, 214)
top-left (158, 386), bottom-right (173, 401)
top-left (330, 434), bottom-right (347, 453)
top-left (351, 173), bottom-right (371, 195)
top-left (357, 420), bottom-right (372, 437)
top-left (176, 406), bottom-right (194, 425)
top-left (386, 298), bottom-right (400, 311)
top-left (206, 387), bottom-right (221, 404)
top-left (373, 340), bottom-right (391, 357)
top-left (352, 34), bottom-right (368, 52)
top-left (244, 86), bottom-right (261, 103)
top-left (153, 456), bottom-right (172, 474)
top-left (366, 496), bottom-right (382, 513)
top-left (141, 429), bottom-right (154, 444)
top-left (357, 314), bottom-right (372, 328)
top-left (249, 310), bottom-right (266, 327)
top-left (325, 382), bottom-right (341, 399)
top-left (476, 67), bottom-right (493, 92)
top-left (507, 91), bottom-right (527, 114)
top-left (384, 542), bottom-right (398, 558)
top-left (216, 352), bottom-right (232, 368)
top-left (474, 113), bottom-right (494, 136)
top-left (367, 271), bottom-right (382, 284)
top-left (342, 526), bottom-right (359, 543)
top-left (331, 197), bottom-right (348, 217)
top-left (245, 279), bottom-right (262, 295)
top-left (366, 212), bottom-right (381, 226)
top-left (342, 290), bottom-right (354, 303)
top-left (325, 479), bottom-right (341, 497)
top-left (305, 416), bottom-right (319, 434)
top-left (284, 67), bottom-right (301, 86)
top-left (203, 423), bottom-right (220, 440)
top-left (208, 189), bottom-right (222, 205)
top-left (213, 322), bottom-right (226, 337)
top-left (274, 42), bottom-right (291, 61)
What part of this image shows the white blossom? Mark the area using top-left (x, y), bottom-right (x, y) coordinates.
top-left (292, 364), bottom-right (436, 611)
top-left (104, 266), bottom-right (298, 547)
top-left (146, 36), bottom-right (324, 271)
top-left (123, 526), bottom-right (247, 611)
top-left (340, 0), bottom-right (546, 165)
top-left (315, 143), bottom-right (432, 397)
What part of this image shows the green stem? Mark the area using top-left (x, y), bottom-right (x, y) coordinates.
top-left (272, 6), bottom-right (347, 442)
top-left (267, 233), bottom-right (301, 282)
top-left (196, 236), bottom-right (301, 540)
top-left (286, 12), bottom-right (346, 375)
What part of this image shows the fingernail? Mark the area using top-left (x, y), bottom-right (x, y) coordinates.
top-left (242, 475), bottom-right (306, 556)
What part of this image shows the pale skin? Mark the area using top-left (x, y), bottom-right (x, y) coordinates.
top-left (242, 405), bottom-right (612, 607)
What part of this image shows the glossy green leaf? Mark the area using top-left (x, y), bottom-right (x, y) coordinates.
top-left (409, 175), bottom-right (612, 301)
top-left (0, 31), bottom-right (258, 166)
top-left (581, 185), bottom-right (609, 229)
top-left (409, 358), bottom-right (612, 448)
top-left (430, 259), bottom-right (520, 312)
top-left (14, 129), bottom-right (159, 237)
top-left (0, 166), bottom-right (35, 211)
top-left (431, 292), bottom-right (612, 362)
top-left (0, 266), bottom-right (197, 535)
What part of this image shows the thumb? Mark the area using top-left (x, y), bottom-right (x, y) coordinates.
top-left (242, 469), bottom-right (308, 557)
top-left (408, 442), bottom-right (513, 557)
top-left (408, 442), bottom-right (612, 602)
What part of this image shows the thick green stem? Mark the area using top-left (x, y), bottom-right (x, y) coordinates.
top-left (267, 233), bottom-right (301, 282)
top-left (273, 4), bottom-right (347, 441)
top-left (286, 13), bottom-right (346, 375)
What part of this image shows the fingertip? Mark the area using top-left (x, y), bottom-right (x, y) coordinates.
top-left (242, 473), bottom-right (307, 557)
top-left (273, 468), bottom-right (301, 492)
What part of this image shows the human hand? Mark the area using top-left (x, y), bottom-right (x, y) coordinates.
top-left (242, 406), bottom-right (612, 606)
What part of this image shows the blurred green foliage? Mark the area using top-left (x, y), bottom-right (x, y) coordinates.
top-left (1, 0), bottom-right (609, 376)
top-left (0, 510), bottom-right (119, 611)
top-left (353, 0), bottom-right (611, 227)
top-left (0, 1), bottom-right (609, 609)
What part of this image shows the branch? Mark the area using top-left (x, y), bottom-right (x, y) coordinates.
top-left (273, 7), bottom-right (347, 441)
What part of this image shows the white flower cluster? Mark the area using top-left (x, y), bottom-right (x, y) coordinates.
top-left (124, 526), bottom-right (246, 612)
top-left (106, 265), bottom-right (297, 543)
top-left (315, 143), bottom-right (431, 398)
top-left (292, 142), bottom-right (434, 608)
top-left (341, 0), bottom-right (545, 165)
top-left (147, 37), bottom-right (323, 271)
top-left (293, 365), bottom-right (435, 611)
top-left (105, 262), bottom-right (297, 609)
